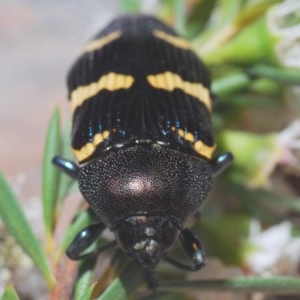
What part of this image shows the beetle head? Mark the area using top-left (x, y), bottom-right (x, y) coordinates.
top-left (115, 216), bottom-right (180, 269)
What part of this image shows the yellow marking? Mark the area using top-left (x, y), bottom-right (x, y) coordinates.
top-left (124, 75), bottom-right (133, 87)
top-left (93, 133), bottom-right (103, 145)
top-left (147, 72), bottom-right (212, 112)
top-left (185, 132), bottom-right (195, 143)
top-left (178, 129), bottom-right (184, 137)
top-left (194, 140), bottom-right (216, 159)
top-left (73, 143), bottom-right (95, 163)
top-left (71, 73), bottom-right (134, 113)
top-left (171, 127), bottom-right (215, 158)
top-left (103, 130), bottom-right (110, 139)
top-left (177, 129), bottom-right (195, 143)
top-left (79, 31), bottom-right (122, 55)
top-left (73, 131), bottom-right (110, 162)
top-left (153, 30), bottom-right (193, 50)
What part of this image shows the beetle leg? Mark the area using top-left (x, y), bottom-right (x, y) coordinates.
top-left (163, 228), bottom-right (206, 271)
top-left (67, 222), bottom-right (116, 260)
top-left (211, 152), bottom-right (234, 177)
top-left (52, 155), bottom-right (79, 179)
top-left (180, 228), bottom-right (206, 269)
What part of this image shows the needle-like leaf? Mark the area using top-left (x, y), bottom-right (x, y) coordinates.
top-left (0, 172), bottom-right (56, 288)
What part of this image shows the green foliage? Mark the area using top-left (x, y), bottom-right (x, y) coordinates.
top-left (159, 276), bottom-right (300, 293)
top-left (196, 214), bottom-right (251, 265)
top-left (74, 257), bottom-right (98, 300)
top-left (97, 259), bottom-right (144, 300)
top-left (57, 209), bottom-right (95, 260)
top-left (0, 172), bottom-right (56, 288)
top-left (1, 285), bottom-right (20, 300)
top-left (42, 108), bottom-right (61, 243)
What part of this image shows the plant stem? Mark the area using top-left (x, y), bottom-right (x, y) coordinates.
top-left (159, 276), bottom-right (300, 294)
top-left (212, 72), bottom-right (251, 96)
top-left (248, 65), bottom-right (300, 84)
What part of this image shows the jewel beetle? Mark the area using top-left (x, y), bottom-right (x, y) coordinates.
top-left (53, 14), bottom-right (233, 287)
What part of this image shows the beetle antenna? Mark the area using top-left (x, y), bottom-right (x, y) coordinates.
top-left (211, 152), bottom-right (234, 177)
top-left (52, 155), bottom-right (79, 179)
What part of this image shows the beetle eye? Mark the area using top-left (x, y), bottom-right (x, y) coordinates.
top-left (115, 221), bottom-right (134, 251)
top-left (161, 220), bottom-right (180, 251)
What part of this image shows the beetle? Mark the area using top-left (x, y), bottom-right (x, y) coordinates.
top-left (53, 14), bottom-right (233, 288)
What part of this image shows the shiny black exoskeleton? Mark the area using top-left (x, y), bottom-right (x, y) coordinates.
top-left (53, 14), bottom-right (233, 288)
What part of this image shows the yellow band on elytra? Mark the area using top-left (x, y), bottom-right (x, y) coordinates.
top-left (147, 72), bottom-right (212, 112)
top-left (71, 73), bottom-right (134, 113)
top-left (79, 31), bottom-right (122, 55)
top-left (153, 30), bottom-right (193, 50)
top-left (73, 131), bottom-right (110, 162)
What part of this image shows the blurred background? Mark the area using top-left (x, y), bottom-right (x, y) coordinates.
top-left (0, 0), bottom-right (124, 198)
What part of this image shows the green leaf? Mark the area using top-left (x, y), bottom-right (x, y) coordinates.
top-left (219, 130), bottom-right (277, 185)
top-left (159, 276), bottom-right (300, 294)
top-left (212, 71), bottom-right (251, 96)
top-left (0, 172), bottom-right (56, 288)
top-left (195, 214), bottom-right (251, 265)
top-left (223, 182), bottom-right (282, 224)
top-left (98, 260), bottom-right (144, 300)
top-left (120, 0), bottom-right (142, 13)
top-left (185, 0), bottom-right (217, 38)
top-left (240, 187), bottom-right (300, 217)
top-left (80, 286), bottom-right (94, 300)
top-left (192, 0), bottom-right (244, 51)
top-left (194, 0), bottom-right (281, 57)
top-left (235, 0), bottom-right (282, 27)
top-left (202, 17), bottom-right (276, 65)
top-left (75, 257), bottom-right (98, 300)
top-left (171, 0), bottom-right (186, 35)
top-left (1, 285), bottom-right (20, 300)
top-left (42, 108), bottom-right (61, 243)
top-left (248, 77), bottom-right (282, 96)
top-left (141, 292), bottom-right (193, 300)
top-left (247, 65), bottom-right (300, 85)
top-left (57, 209), bottom-right (94, 260)
top-left (56, 119), bottom-right (77, 203)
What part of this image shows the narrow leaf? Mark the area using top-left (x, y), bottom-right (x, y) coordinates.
top-left (141, 292), bottom-right (193, 300)
top-left (248, 65), bottom-right (300, 85)
top-left (98, 261), bottom-right (144, 300)
top-left (57, 209), bottom-right (94, 261)
top-left (159, 276), bottom-right (300, 294)
top-left (185, 0), bottom-right (217, 38)
top-left (0, 172), bottom-right (56, 288)
top-left (80, 286), bottom-right (94, 300)
top-left (75, 257), bottom-right (98, 300)
top-left (1, 285), bottom-right (20, 300)
top-left (172, 0), bottom-right (186, 35)
top-left (120, 0), bottom-right (141, 12)
top-left (57, 119), bottom-right (77, 204)
top-left (42, 108), bottom-right (61, 243)
top-left (212, 71), bottom-right (251, 96)
top-left (192, 0), bottom-right (244, 52)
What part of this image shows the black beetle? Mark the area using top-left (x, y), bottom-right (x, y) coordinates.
top-left (53, 14), bottom-right (233, 288)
